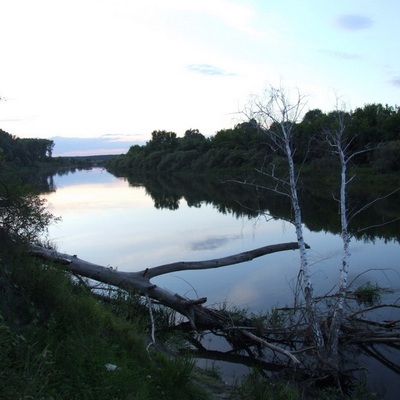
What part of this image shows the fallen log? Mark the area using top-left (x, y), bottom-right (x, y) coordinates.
top-left (30, 243), bottom-right (400, 374)
top-left (31, 242), bottom-right (300, 330)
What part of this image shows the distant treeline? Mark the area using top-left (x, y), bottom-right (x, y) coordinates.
top-left (0, 129), bottom-right (54, 167)
top-left (107, 103), bottom-right (400, 175)
top-left (0, 129), bottom-right (112, 171)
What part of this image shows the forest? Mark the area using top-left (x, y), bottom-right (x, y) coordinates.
top-left (106, 103), bottom-right (400, 175)
top-left (0, 129), bottom-right (54, 166)
top-left (0, 129), bottom-right (106, 173)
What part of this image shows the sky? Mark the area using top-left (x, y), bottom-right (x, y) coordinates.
top-left (0, 0), bottom-right (399, 154)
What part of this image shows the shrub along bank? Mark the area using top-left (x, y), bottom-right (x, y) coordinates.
top-left (0, 239), bottom-right (209, 400)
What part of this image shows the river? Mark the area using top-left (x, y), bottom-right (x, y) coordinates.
top-left (42, 167), bottom-right (400, 397)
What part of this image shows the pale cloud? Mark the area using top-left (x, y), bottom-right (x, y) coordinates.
top-left (200, 0), bottom-right (263, 37)
top-left (335, 14), bottom-right (373, 30)
top-left (116, 0), bottom-right (262, 38)
top-left (102, 134), bottom-right (146, 142)
top-left (161, 0), bottom-right (262, 37)
top-left (186, 64), bottom-right (236, 76)
top-left (191, 234), bottom-right (240, 251)
top-left (318, 49), bottom-right (362, 61)
top-left (389, 77), bottom-right (400, 87)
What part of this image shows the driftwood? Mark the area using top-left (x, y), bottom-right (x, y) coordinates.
top-left (31, 242), bottom-right (400, 386)
top-left (31, 242), bottom-right (303, 363)
top-left (31, 242), bottom-right (300, 331)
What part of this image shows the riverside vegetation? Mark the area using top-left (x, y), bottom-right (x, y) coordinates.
top-left (1, 166), bottom-right (352, 400)
top-left (1, 92), bottom-right (400, 398)
top-left (0, 178), bottom-right (379, 400)
top-left (0, 137), bottom-right (212, 399)
top-left (0, 163), bottom-right (223, 399)
top-left (104, 91), bottom-right (400, 397)
top-left (106, 102), bottom-right (400, 177)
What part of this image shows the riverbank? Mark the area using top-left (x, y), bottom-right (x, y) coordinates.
top-left (2, 164), bottom-right (395, 399)
top-left (0, 241), bottom-right (213, 399)
top-left (1, 243), bottom-right (379, 400)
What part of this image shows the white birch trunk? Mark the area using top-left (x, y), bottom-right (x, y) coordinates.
top-left (245, 87), bottom-right (325, 351)
top-left (286, 140), bottom-right (311, 292)
top-left (285, 136), bottom-right (324, 350)
top-left (328, 145), bottom-right (351, 359)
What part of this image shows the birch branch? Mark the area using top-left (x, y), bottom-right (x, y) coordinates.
top-left (239, 329), bottom-right (300, 364)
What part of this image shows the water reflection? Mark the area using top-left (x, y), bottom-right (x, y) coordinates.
top-left (118, 171), bottom-right (400, 243)
top-left (43, 168), bottom-right (400, 309)
top-left (39, 167), bottom-right (400, 243)
top-left (42, 168), bottom-right (400, 398)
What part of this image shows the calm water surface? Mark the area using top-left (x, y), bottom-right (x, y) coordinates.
top-left (43, 168), bottom-right (400, 395)
top-left (44, 168), bottom-right (400, 310)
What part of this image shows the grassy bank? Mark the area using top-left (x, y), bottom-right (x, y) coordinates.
top-left (0, 241), bottom-right (209, 400)
top-left (0, 241), bottom-right (380, 400)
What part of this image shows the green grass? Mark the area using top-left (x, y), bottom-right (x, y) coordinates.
top-left (0, 245), bottom-right (208, 400)
top-left (234, 370), bottom-right (300, 400)
top-left (234, 369), bottom-right (379, 400)
top-left (354, 282), bottom-right (382, 306)
top-left (0, 241), bottom-right (382, 400)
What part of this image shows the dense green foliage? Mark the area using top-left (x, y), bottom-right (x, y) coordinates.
top-left (0, 243), bottom-right (208, 400)
top-left (0, 128), bottom-right (107, 173)
top-left (0, 177), bottom-right (56, 242)
top-left (107, 103), bottom-right (400, 174)
top-left (0, 150), bottom-right (58, 241)
top-left (0, 129), bottom-right (54, 166)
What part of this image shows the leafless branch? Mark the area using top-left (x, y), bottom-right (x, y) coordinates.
top-left (348, 187), bottom-right (400, 224)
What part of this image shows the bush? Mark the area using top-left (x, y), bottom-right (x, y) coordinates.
top-left (0, 175), bottom-right (58, 242)
top-left (354, 282), bottom-right (381, 306)
top-left (0, 249), bottom-right (207, 400)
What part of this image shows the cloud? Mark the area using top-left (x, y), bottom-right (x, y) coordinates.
top-left (101, 133), bottom-right (145, 142)
top-left (0, 118), bottom-right (26, 122)
top-left (319, 49), bottom-right (361, 60)
top-left (186, 63), bottom-right (236, 76)
top-left (165, 0), bottom-right (262, 37)
top-left (191, 235), bottom-right (239, 251)
top-left (389, 77), bottom-right (400, 87)
top-left (335, 14), bottom-right (373, 30)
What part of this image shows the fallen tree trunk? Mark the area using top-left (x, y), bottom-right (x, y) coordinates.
top-left (31, 242), bottom-right (300, 330)
top-left (30, 243), bottom-right (400, 380)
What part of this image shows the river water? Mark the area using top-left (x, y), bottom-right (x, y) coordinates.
top-left (42, 167), bottom-right (400, 397)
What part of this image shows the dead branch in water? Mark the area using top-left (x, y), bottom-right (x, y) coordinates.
top-left (31, 242), bottom-right (302, 363)
top-left (30, 243), bottom-right (400, 383)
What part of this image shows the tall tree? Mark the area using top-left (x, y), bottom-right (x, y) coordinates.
top-left (244, 86), bottom-right (325, 350)
top-left (323, 101), bottom-right (398, 363)
top-left (324, 106), bottom-right (352, 362)
top-left (147, 130), bottom-right (177, 152)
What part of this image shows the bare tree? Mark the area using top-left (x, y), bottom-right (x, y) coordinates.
top-left (323, 101), bottom-right (397, 362)
top-left (243, 86), bottom-right (325, 350)
top-left (323, 104), bottom-right (353, 361)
